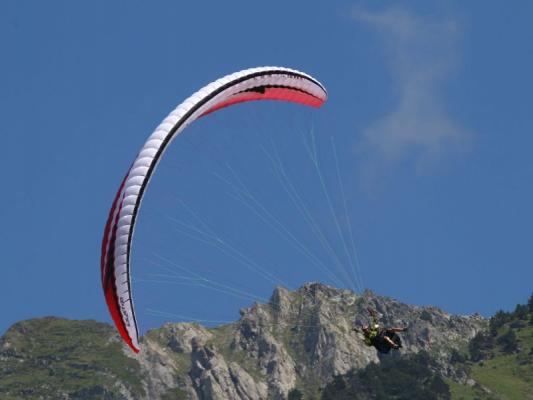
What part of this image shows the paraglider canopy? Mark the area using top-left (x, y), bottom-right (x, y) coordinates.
top-left (101, 67), bottom-right (327, 353)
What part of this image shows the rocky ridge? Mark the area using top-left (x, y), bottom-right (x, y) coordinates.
top-left (136, 283), bottom-right (485, 399)
top-left (0, 283), bottom-right (486, 399)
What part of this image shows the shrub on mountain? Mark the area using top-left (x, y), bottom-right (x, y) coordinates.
top-left (489, 310), bottom-right (512, 335)
top-left (420, 310), bottom-right (433, 322)
top-left (449, 348), bottom-right (467, 364)
top-left (469, 331), bottom-right (494, 362)
top-left (497, 329), bottom-right (519, 354)
top-left (428, 375), bottom-right (450, 398)
top-left (321, 352), bottom-right (450, 400)
top-left (514, 304), bottom-right (529, 321)
top-left (288, 388), bottom-right (304, 400)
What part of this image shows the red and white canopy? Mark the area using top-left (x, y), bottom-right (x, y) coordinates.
top-left (101, 67), bottom-right (327, 353)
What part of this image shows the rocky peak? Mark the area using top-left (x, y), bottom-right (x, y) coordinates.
top-left (0, 284), bottom-right (487, 400)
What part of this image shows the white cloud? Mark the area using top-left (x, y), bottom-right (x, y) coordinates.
top-left (352, 6), bottom-right (469, 170)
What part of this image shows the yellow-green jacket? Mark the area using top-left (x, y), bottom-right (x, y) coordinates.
top-left (363, 312), bottom-right (380, 346)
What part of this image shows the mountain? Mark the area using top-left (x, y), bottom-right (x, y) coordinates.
top-left (2, 282), bottom-right (521, 400)
top-left (320, 292), bottom-right (533, 400)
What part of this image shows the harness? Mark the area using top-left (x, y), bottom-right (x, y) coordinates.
top-left (363, 324), bottom-right (380, 346)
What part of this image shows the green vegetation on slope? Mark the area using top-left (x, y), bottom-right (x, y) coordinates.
top-left (466, 296), bottom-right (533, 400)
top-left (320, 351), bottom-right (450, 400)
top-left (445, 377), bottom-right (491, 400)
top-left (0, 317), bottom-right (143, 400)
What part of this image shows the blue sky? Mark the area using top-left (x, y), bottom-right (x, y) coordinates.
top-left (1, 1), bottom-right (532, 336)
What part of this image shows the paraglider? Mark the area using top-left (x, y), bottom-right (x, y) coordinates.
top-left (355, 308), bottom-right (407, 354)
top-left (101, 67), bottom-right (328, 353)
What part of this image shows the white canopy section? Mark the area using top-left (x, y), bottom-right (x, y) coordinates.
top-left (101, 67), bottom-right (327, 352)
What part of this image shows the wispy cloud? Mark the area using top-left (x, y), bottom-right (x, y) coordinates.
top-left (352, 6), bottom-right (469, 170)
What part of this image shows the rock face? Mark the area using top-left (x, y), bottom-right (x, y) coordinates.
top-left (0, 283), bottom-right (487, 400)
top-left (189, 339), bottom-right (268, 400)
top-left (135, 283), bottom-right (486, 399)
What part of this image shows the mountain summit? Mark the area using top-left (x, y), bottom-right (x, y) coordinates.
top-left (0, 283), bottom-right (487, 399)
